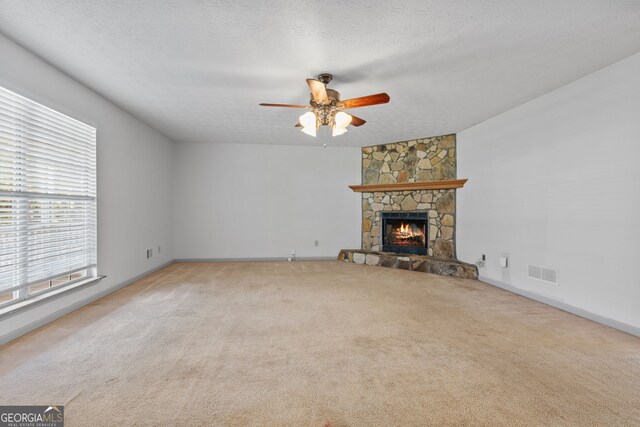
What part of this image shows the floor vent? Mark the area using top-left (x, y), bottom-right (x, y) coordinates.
top-left (528, 265), bottom-right (558, 285)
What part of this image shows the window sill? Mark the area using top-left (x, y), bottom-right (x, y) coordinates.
top-left (0, 275), bottom-right (106, 321)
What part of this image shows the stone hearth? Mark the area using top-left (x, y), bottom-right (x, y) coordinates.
top-left (338, 249), bottom-right (478, 280)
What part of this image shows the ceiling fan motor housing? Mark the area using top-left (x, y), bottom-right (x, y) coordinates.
top-left (310, 89), bottom-right (341, 126)
top-left (309, 88), bottom-right (342, 126)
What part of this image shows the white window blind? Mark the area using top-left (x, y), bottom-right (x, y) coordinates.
top-left (0, 86), bottom-right (96, 296)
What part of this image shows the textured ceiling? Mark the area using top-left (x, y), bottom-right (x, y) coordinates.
top-left (1, 1), bottom-right (640, 147)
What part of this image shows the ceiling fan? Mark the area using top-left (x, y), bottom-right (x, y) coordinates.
top-left (259, 73), bottom-right (390, 137)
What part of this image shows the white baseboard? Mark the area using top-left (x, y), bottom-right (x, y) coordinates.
top-left (174, 257), bottom-right (337, 262)
top-left (479, 275), bottom-right (640, 338)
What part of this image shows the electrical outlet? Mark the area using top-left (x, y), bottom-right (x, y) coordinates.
top-left (500, 256), bottom-right (508, 268)
top-left (157, 245), bottom-right (161, 254)
top-left (314, 240), bottom-right (319, 247)
top-left (500, 252), bottom-right (511, 282)
top-left (475, 253), bottom-right (486, 268)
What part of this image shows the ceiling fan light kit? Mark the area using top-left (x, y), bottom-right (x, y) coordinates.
top-left (299, 111), bottom-right (317, 137)
top-left (259, 73), bottom-right (390, 138)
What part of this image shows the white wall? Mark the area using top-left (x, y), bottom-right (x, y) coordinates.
top-left (0, 34), bottom-right (175, 342)
top-left (173, 142), bottom-right (361, 259)
top-left (457, 52), bottom-right (640, 330)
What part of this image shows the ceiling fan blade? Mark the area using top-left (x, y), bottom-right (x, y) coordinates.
top-left (348, 114), bottom-right (366, 127)
top-left (306, 79), bottom-right (329, 104)
top-left (259, 103), bottom-right (308, 108)
top-left (340, 93), bottom-right (390, 109)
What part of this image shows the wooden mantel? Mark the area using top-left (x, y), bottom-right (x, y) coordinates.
top-left (348, 179), bottom-right (467, 192)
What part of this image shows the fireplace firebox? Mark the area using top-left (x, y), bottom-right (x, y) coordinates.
top-left (381, 211), bottom-right (428, 255)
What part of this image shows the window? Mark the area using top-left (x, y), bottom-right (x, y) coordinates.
top-left (0, 86), bottom-right (96, 307)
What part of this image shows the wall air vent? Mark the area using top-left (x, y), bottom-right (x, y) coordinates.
top-left (528, 264), bottom-right (558, 285)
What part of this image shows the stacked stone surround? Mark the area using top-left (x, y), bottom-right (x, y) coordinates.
top-left (361, 134), bottom-right (457, 258)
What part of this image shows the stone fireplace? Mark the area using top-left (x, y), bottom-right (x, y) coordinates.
top-left (338, 133), bottom-right (478, 279)
top-left (360, 134), bottom-right (457, 258)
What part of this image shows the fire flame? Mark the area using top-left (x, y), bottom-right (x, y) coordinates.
top-left (390, 222), bottom-right (425, 246)
top-left (397, 223), bottom-right (419, 238)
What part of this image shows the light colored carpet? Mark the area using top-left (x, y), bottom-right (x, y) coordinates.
top-left (0, 261), bottom-right (639, 426)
